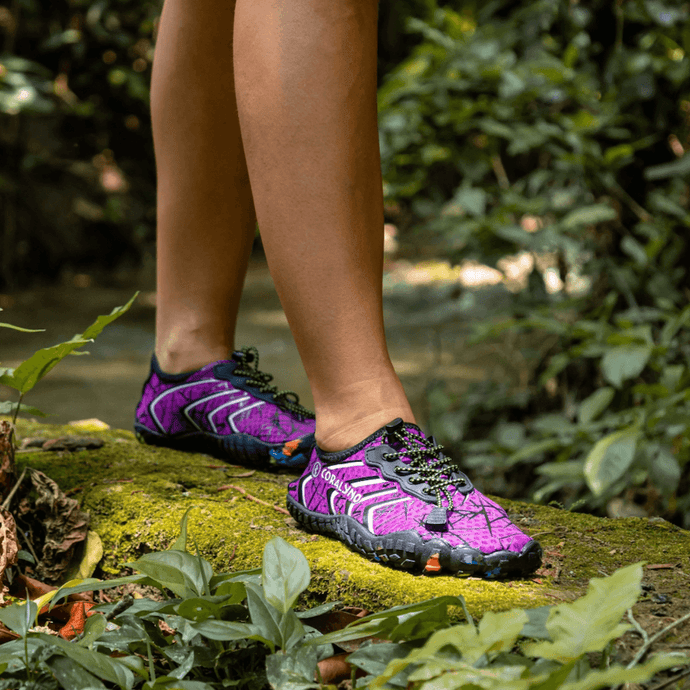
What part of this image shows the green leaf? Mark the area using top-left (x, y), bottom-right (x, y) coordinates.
top-left (427, 608), bottom-right (528, 665)
top-left (306, 596), bottom-right (468, 647)
top-left (584, 425), bottom-right (640, 496)
top-left (0, 322), bottom-right (44, 332)
top-left (347, 642), bottom-right (411, 681)
top-left (128, 550), bottom-right (213, 599)
top-left (453, 185), bottom-right (487, 217)
top-left (176, 597), bottom-right (218, 622)
top-left (143, 678), bottom-right (215, 690)
top-left (621, 236), bottom-right (648, 267)
top-left (38, 633), bottom-right (135, 689)
top-left (262, 537), bottom-right (310, 615)
top-left (578, 387), bottom-right (615, 425)
top-left (77, 612), bottom-right (108, 648)
top-left (266, 647), bottom-right (319, 690)
top-left (278, 608), bottom-right (306, 651)
top-left (644, 153), bottom-right (690, 180)
top-left (169, 506), bottom-right (195, 552)
top-left (508, 439), bottom-right (563, 465)
top-left (81, 292), bottom-right (138, 340)
top-left (405, 659), bottom-right (533, 690)
top-left (601, 344), bottom-right (652, 387)
top-left (0, 293), bottom-right (137, 395)
top-left (650, 446), bottom-right (681, 495)
top-left (187, 619), bottom-right (258, 641)
top-left (245, 581), bottom-right (283, 650)
top-left (560, 205), bottom-right (617, 230)
top-left (0, 335), bottom-right (92, 393)
top-left (45, 655), bottom-right (107, 690)
top-left (561, 654), bottom-right (689, 690)
top-left (296, 601), bottom-right (340, 619)
top-left (0, 600), bottom-right (37, 636)
top-left (522, 562), bottom-right (644, 663)
top-left (520, 606), bottom-right (553, 640)
top-left (51, 574), bottom-right (148, 610)
top-left (0, 401), bottom-right (47, 417)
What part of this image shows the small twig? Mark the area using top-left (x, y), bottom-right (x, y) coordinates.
top-left (221, 483), bottom-right (290, 516)
top-left (607, 181), bottom-right (652, 222)
top-left (106, 594), bottom-right (134, 621)
top-left (14, 521), bottom-right (39, 566)
top-left (529, 531), bottom-right (556, 540)
top-left (491, 154), bottom-right (510, 190)
top-left (1, 465), bottom-right (27, 510)
top-left (649, 667), bottom-right (690, 690)
top-left (627, 610), bottom-right (690, 669)
top-left (11, 393), bottom-right (23, 427)
top-left (627, 608), bottom-right (649, 645)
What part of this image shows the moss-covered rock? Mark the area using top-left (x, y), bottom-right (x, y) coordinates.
top-left (10, 419), bottom-right (690, 618)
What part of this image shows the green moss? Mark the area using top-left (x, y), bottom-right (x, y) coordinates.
top-left (10, 419), bottom-right (690, 617)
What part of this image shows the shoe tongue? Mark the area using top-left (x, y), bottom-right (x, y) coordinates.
top-left (391, 423), bottom-right (462, 488)
top-left (213, 360), bottom-right (239, 380)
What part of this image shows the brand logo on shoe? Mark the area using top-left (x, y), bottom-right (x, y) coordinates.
top-left (318, 466), bottom-right (363, 504)
top-left (311, 461), bottom-right (322, 478)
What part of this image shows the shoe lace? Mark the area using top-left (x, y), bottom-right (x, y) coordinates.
top-left (232, 346), bottom-right (314, 419)
top-left (383, 428), bottom-right (465, 510)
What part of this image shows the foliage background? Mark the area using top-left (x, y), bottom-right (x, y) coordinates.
top-left (1, 0), bottom-right (690, 529)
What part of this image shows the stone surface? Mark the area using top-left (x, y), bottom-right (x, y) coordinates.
top-left (9, 419), bottom-right (690, 619)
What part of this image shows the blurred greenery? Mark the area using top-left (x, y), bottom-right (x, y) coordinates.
top-left (0, 0), bottom-right (434, 289)
top-left (2, 0), bottom-right (690, 528)
top-left (379, 0), bottom-right (690, 528)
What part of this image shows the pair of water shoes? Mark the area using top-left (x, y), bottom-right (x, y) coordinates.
top-left (135, 346), bottom-right (542, 578)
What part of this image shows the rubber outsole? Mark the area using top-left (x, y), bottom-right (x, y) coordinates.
top-left (134, 424), bottom-right (312, 471)
top-left (287, 495), bottom-right (542, 578)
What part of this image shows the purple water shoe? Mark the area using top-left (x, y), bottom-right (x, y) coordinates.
top-left (287, 418), bottom-right (542, 577)
top-left (135, 346), bottom-right (315, 469)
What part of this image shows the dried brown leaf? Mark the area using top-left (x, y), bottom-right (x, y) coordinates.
top-left (0, 420), bottom-right (15, 501)
top-left (0, 509), bottom-right (19, 604)
top-left (26, 469), bottom-right (90, 584)
top-left (317, 653), bottom-right (353, 685)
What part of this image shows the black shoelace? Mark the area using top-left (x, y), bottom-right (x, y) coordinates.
top-left (232, 346), bottom-right (314, 419)
top-left (384, 427), bottom-right (466, 510)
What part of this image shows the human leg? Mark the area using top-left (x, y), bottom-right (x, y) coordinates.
top-left (233, 0), bottom-right (414, 451)
top-left (136, 0), bottom-right (315, 468)
top-left (233, 0), bottom-right (542, 576)
top-left (151, 0), bottom-right (255, 374)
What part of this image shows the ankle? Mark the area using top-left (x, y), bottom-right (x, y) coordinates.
top-left (316, 408), bottom-right (416, 452)
top-left (155, 343), bottom-right (232, 375)
top-left (313, 375), bottom-right (416, 451)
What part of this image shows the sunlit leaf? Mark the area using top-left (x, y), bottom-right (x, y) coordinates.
top-left (578, 387), bottom-right (615, 425)
top-left (0, 293), bottom-right (138, 395)
top-left (561, 654), bottom-right (689, 690)
top-left (522, 562), bottom-right (643, 663)
top-left (45, 655), bottom-right (107, 690)
top-left (0, 401), bottom-right (47, 417)
top-left (601, 344), bottom-right (652, 387)
top-left (0, 600), bottom-right (37, 636)
top-left (170, 506), bottom-right (195, 552)
top-left (38, 633), bottom-right (135, 689)
top-left (584, 425), bottom-right (640, 496)
top-left (0, 322), bottom-right (44, 332)
top-left (262, 537), bottom-right (310, 615)
top-left (187, 619), bottom-right (258, 642)
top-left (265, 647), bottom-right (319, 690)
top-left (128, 551), bottom-right (212, 599)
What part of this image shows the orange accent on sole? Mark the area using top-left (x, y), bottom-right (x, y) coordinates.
top-left (282, 439), bottom-right (301, 457)
top-left (424, 553), bottom-right (442, 573)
